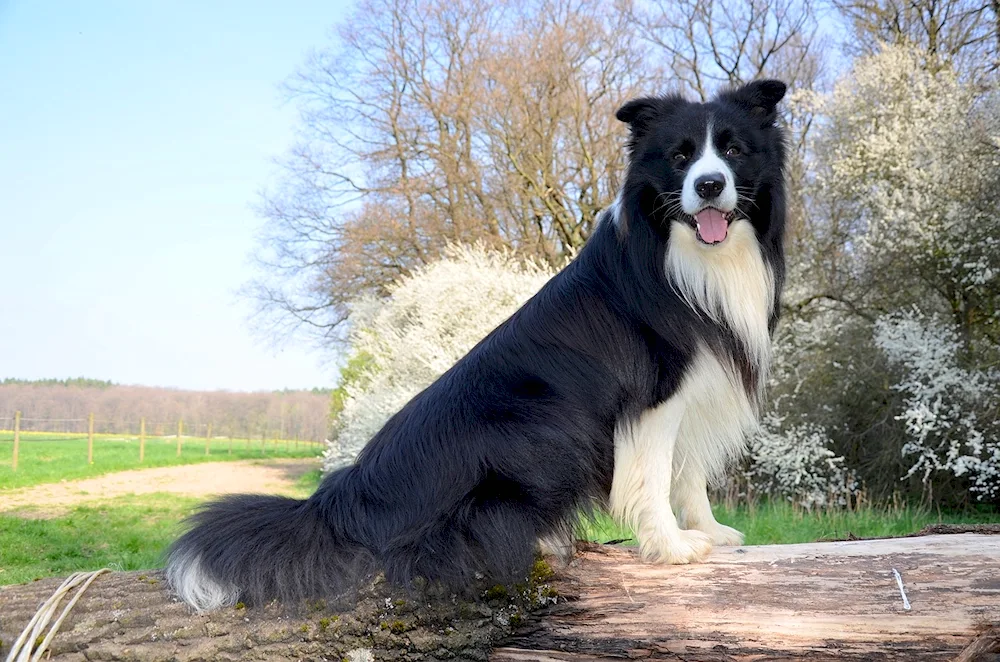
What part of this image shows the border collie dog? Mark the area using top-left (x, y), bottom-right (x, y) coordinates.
top-left (168, 79), bottom-right (788, 611)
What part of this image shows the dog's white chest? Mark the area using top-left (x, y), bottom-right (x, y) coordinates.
top-left (671, 348), bottom-right (759, 477)
top-left (665, 220), bottom-right (774, 372)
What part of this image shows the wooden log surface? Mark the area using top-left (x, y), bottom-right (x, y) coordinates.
top-left (498, 532), bottom-right (1000, 661)
top-left (0, 567), bottom-right (541, 662)
top-left (0, 532), bottom-right (997, 661)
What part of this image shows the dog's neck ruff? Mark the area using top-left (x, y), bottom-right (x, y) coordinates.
top-left (665, 219), bottom-right (774, 376)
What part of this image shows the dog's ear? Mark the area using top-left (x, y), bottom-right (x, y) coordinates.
top-left (616, 95), bottom-right (684, 137)
top-left (720, 79), bottom-right (787, 125)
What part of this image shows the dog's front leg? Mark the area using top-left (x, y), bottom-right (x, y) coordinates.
top-left (671, 465), bottom-right (744, 546)
top-left (609, 400), bottom-right (713, 564)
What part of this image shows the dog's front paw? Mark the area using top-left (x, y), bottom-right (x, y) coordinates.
top-left (639, 528), bottom-right (713, 564)
top-left (697, 522), bottom-right (744, 547)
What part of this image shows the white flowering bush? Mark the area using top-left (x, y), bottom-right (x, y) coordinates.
top-left (814, 44), bottom-right (1000, 314)
top-left (874, 310), bottom-right (1000, 501)
top-left (765, 44), bottom-right (1000, 506)
top-left (323, 244), bottom-right (557, 471)
top-left (745, 413), bottom-right (856, 508)
top-left (735, 313), bottom-right (858, 508)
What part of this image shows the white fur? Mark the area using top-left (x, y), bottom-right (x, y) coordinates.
top-left (666, 219), bottom-right (774, 373)
top-left (605, 193), bottom-right (623, 228)
top-left (166, 552), bottom-right (239, 612)
top-left (610, 348), bottom-right (757, 562)
top-left (610, 386), bottom-right (712, 563)
top-left (610, 180), bottom-right (774, 563)
top-left (681, 124), bottom-right (737, 215)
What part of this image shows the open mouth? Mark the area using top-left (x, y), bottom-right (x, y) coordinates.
top-left (690, 207), bottom-right (736, 245)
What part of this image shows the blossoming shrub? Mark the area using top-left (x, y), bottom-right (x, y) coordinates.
top-left (746, 414), bottom-right (855, 508)
top-left (874, 310), bottom-right (1000, 501)
top-left (322, 245), bottom-right (557, 471)
top-left (775, 44), bottom-right (1000, 506)
top-left (737, 315), bottom-right (858, 508)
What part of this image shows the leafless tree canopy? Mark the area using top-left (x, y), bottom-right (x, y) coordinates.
top-left (246, 0), bottom-right (998, 345)
top-left (623, 0), bottom-right (823, 99)
top-left (833, 0), bottom-right (999, 78)
top-left (248, 0), bottom-right (657, 342)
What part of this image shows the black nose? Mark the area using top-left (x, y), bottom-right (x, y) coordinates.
top-left (695, 173), bottom-right (726, 199)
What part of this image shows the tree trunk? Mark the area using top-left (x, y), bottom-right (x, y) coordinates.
top-left (498, 532), bottom-right (1000, 661)
top-left (0, 570), bottom-right (538, 661)
top-left (1, 532), bottom-right (998, 661)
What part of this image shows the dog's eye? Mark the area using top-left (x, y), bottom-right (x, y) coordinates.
top-left (672, 152), bottom-right (689, 164)
top-left (725, 146), bottom-right (742, 157)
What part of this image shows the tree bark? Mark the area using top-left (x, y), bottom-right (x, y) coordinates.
top-left (1, 533), bottom-right (998, 661)
top-left (0, 570), bottom-right (540, 661)
top-left (497, 532), bottom-right (1000, 661)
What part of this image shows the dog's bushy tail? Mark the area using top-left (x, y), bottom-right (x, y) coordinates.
top-left (166, 484), bottom-right (372, 612)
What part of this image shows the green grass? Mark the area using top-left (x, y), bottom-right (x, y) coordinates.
top-left (578, 500), bottom-right (1000, 546)
top-left (3, 476), bottom-right (997, 587)
top-left (0, 475), bottom-right (320, 586)
top-left (0, 493), bottom-right (200, 585)
top-left (0, 431), bottom-right (324, 490)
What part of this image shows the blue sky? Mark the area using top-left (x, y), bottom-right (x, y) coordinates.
top-left (0, 1), bottom-right (353, 391)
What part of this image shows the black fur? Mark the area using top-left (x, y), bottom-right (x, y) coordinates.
top-left (167, 80), bottom-right (788, 608)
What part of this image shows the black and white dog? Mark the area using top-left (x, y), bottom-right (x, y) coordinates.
top-left (168, 79), bottom-right (788, 611)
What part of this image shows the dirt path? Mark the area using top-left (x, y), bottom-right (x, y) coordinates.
top-left (0, 458), bottom-right (320, 516)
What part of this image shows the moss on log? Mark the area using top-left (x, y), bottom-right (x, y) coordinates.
top-left (0, 561), bottom-right (556, 661)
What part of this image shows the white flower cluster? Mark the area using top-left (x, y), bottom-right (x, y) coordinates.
top-left (322, 244), bottom-right (556, 472)
top-left (738, 314), bottom-right (857, 508)
top-left (816, 44), bottom-right (1000, 307)
top-left (745, 412), bottom-right (856, 508)
top-left (874, 310), bottom-right (1000, 500)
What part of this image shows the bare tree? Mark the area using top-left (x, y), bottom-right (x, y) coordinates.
top-left (0, 382), bottom-right (332, 442)
top-left (247, 0), bottom-right (648, 343)
top-left (832, 0), bottom-right (999, 80)
top-left (623, 0), bottom-right (823, 100)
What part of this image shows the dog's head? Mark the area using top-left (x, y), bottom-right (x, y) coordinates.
top-left (616, 80), bottom-right (786, 246)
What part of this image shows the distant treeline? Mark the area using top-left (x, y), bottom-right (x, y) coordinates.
top-left (0, 381), bottom-right (332, 441)
top-left (1, 378), bottom-right (116, 389)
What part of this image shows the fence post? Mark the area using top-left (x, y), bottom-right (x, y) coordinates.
top-left (88, 413), bottom-right (94, 464)
top-left (139, 417), bottom-right (146, 463)
top-left (228, 434), bottom-right (233, 455)
top-left (176, 419), bottom-right (183, 457)
top-left (295, 433), bottom-right (299, 453)
top-left (205, 423), bottom-right (212, 456)
top-left (261, 429), bottom-right (267, 455)
top-left (12, 411), bottom-right (21, 472)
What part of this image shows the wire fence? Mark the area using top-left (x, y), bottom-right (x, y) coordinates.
top-left (1, 411), bottom-right (327, 476)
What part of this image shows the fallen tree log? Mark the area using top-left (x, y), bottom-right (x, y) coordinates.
top-left (499, 532), bottom-right (1000, 661)
top-left (0, 533), bottom-right (997, 661)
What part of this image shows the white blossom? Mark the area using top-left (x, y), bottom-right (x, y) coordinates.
top-left (874, 309), bottom-right (1000, 500)
top-left (745, 412), bottom-right (856, 508)
top-left (323, 244), bottom-right (556, 471)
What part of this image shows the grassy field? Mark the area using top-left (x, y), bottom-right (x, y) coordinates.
top-left (0, 431), bottom-right (324, 489)
top-left (0, 469), bottom-right (321, 586)
top-left (2, 466), bottom-right (997, 586)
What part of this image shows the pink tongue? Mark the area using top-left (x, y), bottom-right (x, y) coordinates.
top-left (695, 208), bottom-right (728, 244)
